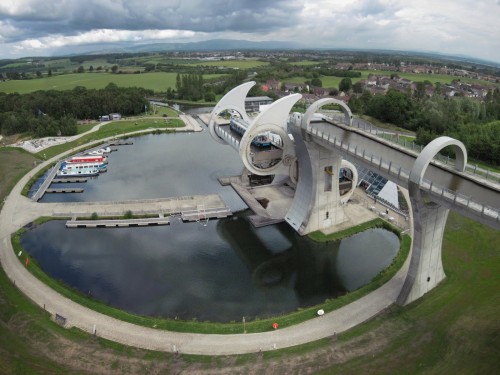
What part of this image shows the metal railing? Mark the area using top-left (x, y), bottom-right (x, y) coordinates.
top-left (348, 118), bottom-right (500, 184)
top-left (305, 124), bottom-right (500, 224)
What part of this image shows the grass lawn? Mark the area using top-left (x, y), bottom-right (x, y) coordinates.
top-left (0, 72), bottom-right (227, 94)
top-left (0, 212), bottom-right (497, 373)
top-left (316, 212), bottom-right (500, 374)
top-left (34, 119), bottom-right (183, 160)
top-left (0, 147), bottom-right (40, 209)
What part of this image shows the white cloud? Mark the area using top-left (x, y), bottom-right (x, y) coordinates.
top-left (0, 0), bottom-right (499, 62)
top-left (12, 29), bottom-right (202, 52)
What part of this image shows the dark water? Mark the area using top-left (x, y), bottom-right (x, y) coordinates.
top-left (23, 128), bottom-right (400, 322)
top-left (38, 131), bottom-right (246, 211)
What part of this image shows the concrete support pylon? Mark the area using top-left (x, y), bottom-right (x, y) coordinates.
top-left (397, 191), bottom-right (449, 305)
top-left (285, 122), bottom-right (347, 235)
top-left (302, 141), bottom-right (346, 234)
top-left (397, 136), bottom-right (467, 305)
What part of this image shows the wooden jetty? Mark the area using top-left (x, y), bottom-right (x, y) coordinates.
top-left (66, 216), bottom-right (170, 228)
top-left (46, 188), bottom-right (84, 194)
top-left (51, 178), bottom-right (88, 183)
top-left (109, 140), bottom-right (133, 146)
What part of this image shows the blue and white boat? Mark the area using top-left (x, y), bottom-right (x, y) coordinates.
top-left (229, 117), bottom-right (272, 148)
top-left (60, 161), bottom-right (107, 173)
top-left (57, 165), bottom-right (100, 177)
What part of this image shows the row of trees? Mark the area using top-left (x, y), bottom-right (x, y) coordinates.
top-left (0, 84), bottom-right (151, 137)
top-left (348, 88), bottom-right (500, 165)
top-left (0, 113), bottom-right (77, 138)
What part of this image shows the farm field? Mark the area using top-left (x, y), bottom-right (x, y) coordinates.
top-left (285, 74), bottom-right (366, 89)
top-left (0, 72), bottom-right (227, 94)
top-left (179, 58), bottom-right (268, 69)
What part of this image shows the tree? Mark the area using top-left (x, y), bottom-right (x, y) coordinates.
top-left (204, 90), bottom-right (216, 102)
top-left (77, 66), bottom-right (84, 73)
top-left (36, 70), bottom-right (42, 77)
top-left (311, 77), bottom-right (322, 87)
top-left (339, 77), bottom-right (352, 92)
top-left (111, 65), bottom-right (119, 74)
top-left (48, 69), bottom-right (52, 77)
top-left (89, 65), bottom-right (94, 72)
top-left (353, 81), bottom-right (363, 94)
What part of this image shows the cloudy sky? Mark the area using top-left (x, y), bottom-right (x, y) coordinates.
top-left (1, 0), bottom-right (499, 63)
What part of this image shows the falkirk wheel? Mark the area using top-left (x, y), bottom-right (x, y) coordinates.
top-left (209, 81), bottom-right (358, 235)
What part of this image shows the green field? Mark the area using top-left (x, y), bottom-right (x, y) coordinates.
top-left (0, 72), bottom-right (227, 94)
top-left (286, 74), bottom-right (366, 89)
top-left (180, 58), bottom-right (268, 69)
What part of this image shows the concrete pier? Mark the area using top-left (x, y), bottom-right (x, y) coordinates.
top-left (180, 207), bottom-right (232, 222)
top-left (46, 188), bottom-right (84, 194)
top-left (66, 216), bottom-right (170, 228)
top-left (31, 161), bottom-right (62, 202)
top-left (51, 178), bottom-right (88, 183)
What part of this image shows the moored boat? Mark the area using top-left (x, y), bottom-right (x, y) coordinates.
top-left (56, 166), bottom-right (99, 177)
top-left (60, 162), bottom-right (107, 173)
top-left (67, 155), bottom-right (108, 164)
top-left (87, 146), bottom-right (111, 155)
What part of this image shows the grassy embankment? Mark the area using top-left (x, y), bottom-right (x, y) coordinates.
top-left (1, 213), bottom-right (498, 373)
top-left (314, 212), bottom-right (500, 374)
top-left (10, 218), bottom-right (410, 334)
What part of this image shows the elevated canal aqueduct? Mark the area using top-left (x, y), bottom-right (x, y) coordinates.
top-left (208, 81), bottom-right (500, 305)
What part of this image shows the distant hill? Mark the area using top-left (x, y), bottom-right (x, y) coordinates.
top-left (56, 39), bottom-right (302, 56)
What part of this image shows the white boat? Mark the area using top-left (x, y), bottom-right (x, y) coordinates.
top-left (60, 162), bottom-right (107, 173)
top-left (57, 166), bottom-right (99, 177)
top-left (87, 146), bottom-right (111, 155)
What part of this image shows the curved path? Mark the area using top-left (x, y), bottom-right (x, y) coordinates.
top-left (0, 132), bottom-right (413, 355)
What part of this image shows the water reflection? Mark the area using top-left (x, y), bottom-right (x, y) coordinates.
top-left (22, 212), bottom-right (399, 322)
top-left (23, 129), bottom-right (400, 322)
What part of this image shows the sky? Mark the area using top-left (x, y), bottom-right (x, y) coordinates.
top-left (0, 0), bottom-right (499, 63)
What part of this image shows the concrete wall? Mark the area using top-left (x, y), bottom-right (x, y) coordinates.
top-left (302, 140), bottom-right (346, 234)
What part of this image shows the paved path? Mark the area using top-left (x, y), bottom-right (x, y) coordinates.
top-left (0, 135), bottom-right (414, 355)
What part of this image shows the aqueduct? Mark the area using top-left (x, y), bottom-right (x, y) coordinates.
top-left (209, 81), bottom-right (500, 304)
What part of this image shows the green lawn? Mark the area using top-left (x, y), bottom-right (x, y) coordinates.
top-left (0, 72), bottom-right (227, 94)
top-left (33, 119), bottom-right (182, 160)
top-left (317, 213), bottom-right (500, 374)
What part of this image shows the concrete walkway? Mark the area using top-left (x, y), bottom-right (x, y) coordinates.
top-left (0, 136), bottom-right (413, 356)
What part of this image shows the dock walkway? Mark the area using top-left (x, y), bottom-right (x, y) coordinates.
top-left (31, 161), bottom-right (62, 202)
top-left (66, 216), bottom-right (170, 228)
top-left (46, 188), bottom-right (84, 194)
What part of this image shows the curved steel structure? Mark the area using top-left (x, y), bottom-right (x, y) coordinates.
top-left (340, 159), bottom-right (358, 205)
top-left (208, 81), bottom-right (255, 144)
top-left (397, 137), bottom-right (467, 305)
top-left (239, 94), bottom-right (301, 176)
top-left (302, 97), bottom-right (353, 128)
